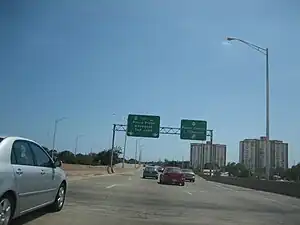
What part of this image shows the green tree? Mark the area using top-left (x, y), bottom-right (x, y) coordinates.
top-left (57, 150), bottom-right (76, 164)
top-left (224, 162), bottom-right (250, 177)
top-left (284, 163), bottom-right (300, 181)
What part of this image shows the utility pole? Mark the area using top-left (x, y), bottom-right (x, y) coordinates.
top-left (181, 156), bottom-right (184, 169)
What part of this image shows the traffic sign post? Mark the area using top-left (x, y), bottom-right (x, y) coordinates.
top-left (180, 120), bottom-right (207, 141)
top-left (126, 114), bottom-right (160, 138)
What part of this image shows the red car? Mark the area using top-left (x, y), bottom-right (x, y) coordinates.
top-left (158, 167), bottom-right (185, 186)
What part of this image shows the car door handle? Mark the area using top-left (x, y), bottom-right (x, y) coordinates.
top-left (41, 170), bottom-right (46, 175)
top-left (16, 168), bottom-right (23, 175)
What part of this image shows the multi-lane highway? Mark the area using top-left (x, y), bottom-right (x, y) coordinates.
top-left (13, 169), bottom-right (300, 225)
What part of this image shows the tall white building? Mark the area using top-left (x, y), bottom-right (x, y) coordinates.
top-left (190, 142), bottom-right (226, 169)
top-left (239, 139), bottom-right (259, 171)
top-left (272, 141), bottom-right (288, 169)
top-left (239, 137), bottom-right (288, 171)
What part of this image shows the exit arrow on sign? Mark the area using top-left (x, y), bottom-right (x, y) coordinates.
top-left (180, 119), bottom-right (207, 141)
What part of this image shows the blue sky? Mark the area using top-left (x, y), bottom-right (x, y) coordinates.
top-left (1, 0), bottom-right (299, 165)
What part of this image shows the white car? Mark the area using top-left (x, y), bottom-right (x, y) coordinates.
top-left (0, 136), bottom-right (67, 225)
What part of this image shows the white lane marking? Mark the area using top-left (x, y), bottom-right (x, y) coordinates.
top-left (214, 184), bottom-right (238, 192)
top-left (259, 196), bottom-right (300, 209)
top-left (128, 176), bottom-right (132, 181)
top-left (184, 191), bottom-right (193, 195)
top-left (105, 184), bottom-right (117, 189)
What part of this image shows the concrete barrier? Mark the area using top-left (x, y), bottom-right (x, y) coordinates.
top-left (200, 175), bottom-right (300, 198)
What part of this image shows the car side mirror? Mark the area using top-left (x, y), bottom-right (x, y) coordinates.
top-left (54, 159), bottom-right (62, 168)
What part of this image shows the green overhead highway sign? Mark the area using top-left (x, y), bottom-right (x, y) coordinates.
top-left (126, 114), bottom-right (160, 138)
top-left (180, 119), bottom-right (207, 140)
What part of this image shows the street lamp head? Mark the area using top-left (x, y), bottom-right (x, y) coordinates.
top-left (226, 37), bottom-right (235, 41)
top-left (56, 117), bottom-right (67, 123)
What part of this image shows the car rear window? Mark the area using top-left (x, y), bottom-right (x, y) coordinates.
top-left (0, 137), bottom-right (4, 143)
top-left (166, 167), bottom-right (182, 173)
top-left (182, 169), bottom-right (192, 173)
top-left (145, 167), bottom-right (156, 171)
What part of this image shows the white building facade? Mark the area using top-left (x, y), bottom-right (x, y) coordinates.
top-left (239, 137), bottom-right (288, 171)
top-left (190, 142), bottom-right (226, 169)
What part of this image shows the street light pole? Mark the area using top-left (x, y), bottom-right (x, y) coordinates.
top-left (134, 139), bottom-right (138, 168)
top-left (122, 120), bottom-right (128, 168)
top-left (51, 117), bottom-right (66, 159)
top-left (74, 135), bottom-right (84, 156)
top-left (226, 37), bottom-right (270, 179)
top-left (138, 147), bottom-right (142, 165)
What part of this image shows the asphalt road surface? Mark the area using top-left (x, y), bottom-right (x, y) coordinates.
top-left (12, 170), bottom-right (300, 225)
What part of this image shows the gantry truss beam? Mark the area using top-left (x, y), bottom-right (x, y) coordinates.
top-left (114, 124), bottom-right (212, 136)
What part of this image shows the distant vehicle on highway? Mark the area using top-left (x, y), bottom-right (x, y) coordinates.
top-left (142, 166), bottom-right (159, 179)
top-left (158, 167), bottom-right (185, 186)
top-left (157, 166), bottom-right (164, 173)
top-left (181, 169), bottom-right (195, 182)
top-left (0, 136), bottom-right (67, 225)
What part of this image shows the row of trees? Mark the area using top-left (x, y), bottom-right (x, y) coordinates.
top-left (43, 146), bottom-right (136, 166)
top-left (223, 162), bottom-right (300, 181)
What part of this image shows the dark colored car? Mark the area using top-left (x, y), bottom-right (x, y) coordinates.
top-left (159, 167), bottom-right (185, 186)
top-left (157, 166), bottom-right (164, 173)
top-left (182, 169), bottom-right (196, 182)
top-left (142, 166), bottom-right (159, 179)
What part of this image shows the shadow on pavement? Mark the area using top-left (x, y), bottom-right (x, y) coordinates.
top-left (11, 208), bottom-right (49, 225)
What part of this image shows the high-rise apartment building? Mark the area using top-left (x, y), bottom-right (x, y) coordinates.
top-left (272, 140), bottom-right (288, 169)
top-left (239, 137), bottom-right (288, 171)
top-left (190, 142), bottom-right (226, 169)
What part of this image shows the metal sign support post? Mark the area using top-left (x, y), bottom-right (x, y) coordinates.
top-left (110, 124), bottom-right (116, 168)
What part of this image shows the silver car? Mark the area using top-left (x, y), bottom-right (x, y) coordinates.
top-left (182, 169), bottom-right (196, 182)
top-left (142, 166), bottom-right (159, 179)
top-left (0, 136), bottom-right (67, 225)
